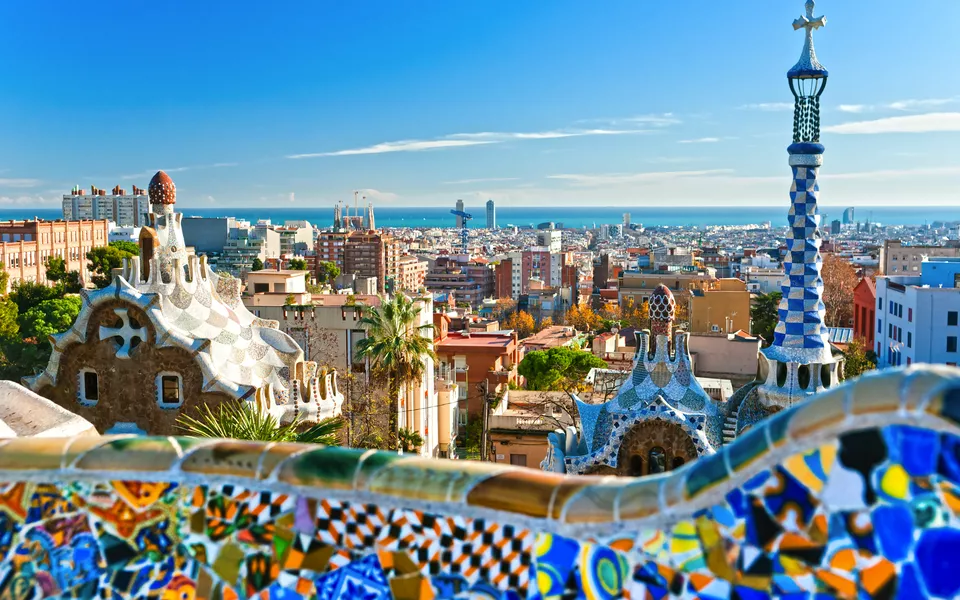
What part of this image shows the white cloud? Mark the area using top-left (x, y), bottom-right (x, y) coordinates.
top-left (119, 162), bottom-right (238, 180)
top-left (836, 98), bottom-right (957, 114)
top-left (739, 103), bottom-right (793, 112)
top-left (288, 139), bottom-right (493, 158)
top-left (678, 137), bottom-right (720, 144)
top-left (838, 104), bottom-right (867, 113)
top-left (356, 188), bottom-right (400, 202)
top-left (289, 126), bottom-right (653, 159)
top-left (0, 178), bottom-right (41, 188)
top-left (443, 177), bottom-right (519, 185)
top-left (0, 194), bottom-right (56, 205)
top-left (889, 98), bottom-right (955, 111)
top-left (824, 166), bottom-right (960, 180)
top-left (548, 169), bottom-right (734, 187)
top-left (824, 112), bottom-right (960, 134)
top-left (450, 129), bottom-right (647, 141)
top-left (578, 113), bottom-right (681, 127)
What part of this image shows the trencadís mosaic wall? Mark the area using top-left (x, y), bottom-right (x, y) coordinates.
top-left (1, 365), bottom-right (959, 599)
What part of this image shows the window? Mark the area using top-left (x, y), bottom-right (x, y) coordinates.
top-left (458, 386), bottom-right (468, 400)
top-left (156, 373), bottom-right (183, 408)
top-left (908, 332), bottom-right (912, 348)
top-left (897, 328), bottom-right (902, 343)
top-left (898, 305), bottom-right (903, 318)
top-left (949, 337), bottom-right (958, 354)
top-left (509, 454), bottom-right (527, 467)
top-left (907, 357), bottom-right (912, 366)
top-left (878, 298), bottom-right (882, 309)
top-left (950, 311), bottom-right (959, 327)
top-left (878, 319), bottom-right (882, 334)
top-left (79, 369), bottom-right (99, 406)
top-left (909, 308), bottom-right (913, 323)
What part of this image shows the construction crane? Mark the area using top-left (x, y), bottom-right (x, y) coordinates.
top-left (450, 209), bottom-right (472, 255)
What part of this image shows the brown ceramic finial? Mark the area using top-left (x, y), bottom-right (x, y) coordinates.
top-left (649, 284), bottom-right (676, 339)
top-left (148, 171), bottom-right (176, 205)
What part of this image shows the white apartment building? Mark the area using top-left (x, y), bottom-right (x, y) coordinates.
top-left (881, 239), bottom-right (960, 275)
top-left (743, 266), bottom-right (785, 294)
top-left (62, 185), bottom-right (150, 226)
top-left (875, 257), bottom-right (960, 368)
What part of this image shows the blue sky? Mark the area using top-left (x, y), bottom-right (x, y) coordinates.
top-left (1, 0), bottom-right (959, 208)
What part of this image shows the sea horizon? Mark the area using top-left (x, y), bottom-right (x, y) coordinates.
top-left (2, 205), bottom-right (960, 229)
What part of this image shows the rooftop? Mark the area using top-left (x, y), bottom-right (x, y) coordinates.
top-left (437, 330), bottom-right (516, 349)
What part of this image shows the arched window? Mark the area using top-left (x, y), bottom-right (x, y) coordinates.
top-left (648, 447), bottom-right (667, 474)
top-left (627, 455), bottom-right (644, 477)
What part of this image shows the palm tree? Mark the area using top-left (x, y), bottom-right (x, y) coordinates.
top-left (177, 400), bottom-right (344, 444)
top-left (355, 294), bottom-right (436, 439)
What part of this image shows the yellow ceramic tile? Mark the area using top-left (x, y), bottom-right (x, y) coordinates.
top-left (0, 437), bottom-right (75, 470)
top-left (257, 442), bottom-right (313, 480)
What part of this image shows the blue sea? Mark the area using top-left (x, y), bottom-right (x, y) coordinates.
top-left (3, 206), bottom-right (959, 229)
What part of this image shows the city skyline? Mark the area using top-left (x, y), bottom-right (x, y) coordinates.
top-left (1, 1), bottom-right (959, 208)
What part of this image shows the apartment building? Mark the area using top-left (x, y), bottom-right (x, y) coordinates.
top-left (853, 277), bottom-right (876, 349)
top-left (62, 185), bottom-right (150, 226)
top-left (425, 256), bottom-right (495, 308)
top-left (875, 257), bottom-right (960, 368)
top-left (343, 231), bottom-right (400, 293)
top-left (396, 254), bottom-right (428, 292)
top-left (880, 239), bottom-right (960, 275)
top-left (0, 219), bottom-right (110, 291)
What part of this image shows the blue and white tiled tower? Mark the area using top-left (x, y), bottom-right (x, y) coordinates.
top-left (757, 0), bottom-right (843, 408)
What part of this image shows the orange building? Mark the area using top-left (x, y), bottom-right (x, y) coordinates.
top-left (434, 323), bottom-right (521, 420)
top-left (0, 219), bottom-right (110, 291)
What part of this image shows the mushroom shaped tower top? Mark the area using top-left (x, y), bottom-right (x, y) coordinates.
top-left (649, 284), bottom-right (676, 323)
top-left (148, 171), bottom-right (176, 205)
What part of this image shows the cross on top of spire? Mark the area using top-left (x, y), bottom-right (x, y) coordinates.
top-left (788, 0), bottom-right (828, 79)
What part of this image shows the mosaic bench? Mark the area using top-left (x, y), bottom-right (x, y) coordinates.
top-left (1, 365), bottom-right (959, 599)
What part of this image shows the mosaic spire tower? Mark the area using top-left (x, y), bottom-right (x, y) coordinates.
top-left (757, 0), bottom-right (843, 408)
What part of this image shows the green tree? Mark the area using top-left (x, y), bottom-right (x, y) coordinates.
top-left (0, 263), bottom-right (8, 295)
top-left (843, 338), bottom-right (877, 380)
top-left (109, 240), bottom-right (140, 256)
top-left (284, 294), bottom-right (296, 306)
top-left (9, 281), bottom-right (60, 315)
top-left (751, 291), bottom-right (782, 345)
top-left (45, 256), bottom-right (82, 293)
top-left (518, 346), bottom-right (608, 392)
top-left (87, 245), bottom-right (135, 288)
top-left (316, 261), bottom-right (341, 286)
top-left (0, 297), bottom-right (18, 340)
top-left (177, 400), bottom-right (344, 444)
top-left (355, 294), bottom-right (436, 437)
top-left (251, 257), bottom-right (264, 272)
top-left (288, 258), bottom-right (307, 270)
top-left (19, 297), bottom-right (82, 341)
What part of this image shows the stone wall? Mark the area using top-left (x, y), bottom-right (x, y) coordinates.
top-left (2, 365), bottom-right (960, 598)
top-left (35, 299), bottom-right (235, 435)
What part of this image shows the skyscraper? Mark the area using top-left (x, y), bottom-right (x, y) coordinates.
top-left (455, 199), bottom-right (465, 228)
top-left (486, 199), bottom-right (496, 229)
top-left (842, 207), bottom-right (855, 224)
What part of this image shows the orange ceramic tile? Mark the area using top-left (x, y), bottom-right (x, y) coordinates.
top-left (465, 469), bottom-right (565, 518)
top-left (73, 436), bottom-right (181, 472)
